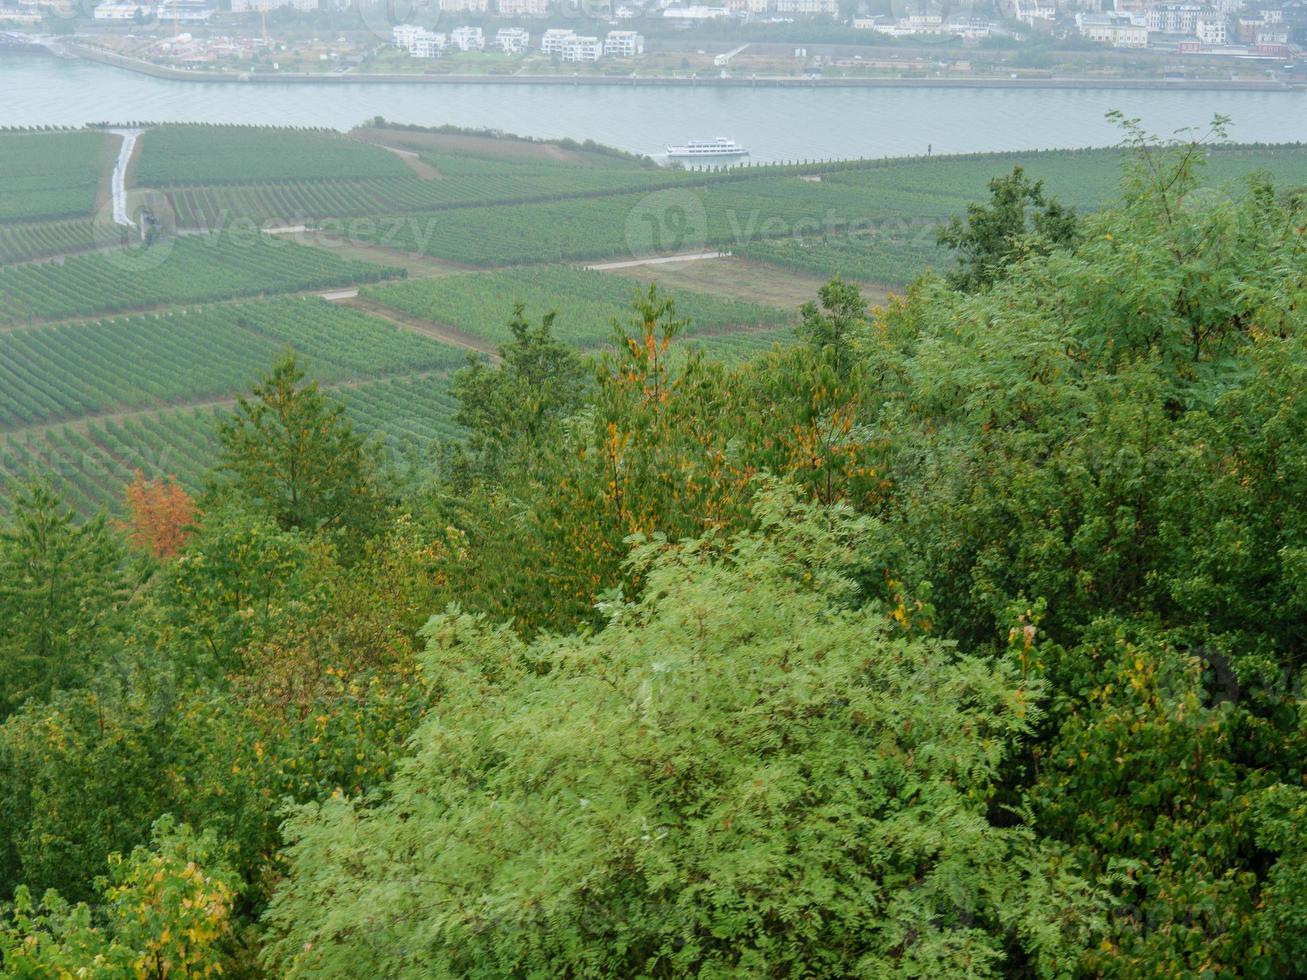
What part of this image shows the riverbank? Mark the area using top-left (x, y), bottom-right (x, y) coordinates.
top-left (56, 41), bottom-right (1307, 92)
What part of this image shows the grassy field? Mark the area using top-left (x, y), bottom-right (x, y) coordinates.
top-left (360, 266), bottom-right (793, 349)
top-left (601, 255), bottom-right (891, 307)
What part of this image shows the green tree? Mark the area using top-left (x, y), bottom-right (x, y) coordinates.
top-left (937, 164), bottom-right (1079, 292)
top-left (263, 485), bottom-right (1105, 977)
top-left (796, 275), bottom-right (867, 376)
top-left (0, 817), bottom-right (238, 978)
top-left (214, 354), bottom-right (384, 539)
top-left (0, 485), bottom-right (126, 718)
top-left (446, 303), bottom-right (588, 487)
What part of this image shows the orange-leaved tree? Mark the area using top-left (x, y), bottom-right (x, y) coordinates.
top-left (122, 470), bottom-right (197, 559)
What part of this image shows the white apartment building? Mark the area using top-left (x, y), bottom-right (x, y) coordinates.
top-left (410, 32), bottom-right (447, 55)
top-left (1145, 3), bottom-right (1204, 33)
top-left (438, 0), bottom-right (487, 11)
top-left (561, 34), bottom-right (601, 60)
top-left (603, 29), bottom-right (644, 55)
top-left (540, 27), bottom-right (576, 54)
top-left (773, 0), bottom-right (837, 13)
top-left (661, 5), bottom-right (731, 19)
top-left (946, 14), bottom-right (992, 37)
top-left (496, 0), bottom-right (549, 13)
top-left (394, 24), bottom-right (449, 55)
top-left (1194, 14), bottom-right (1227, 43)
top-left (393, 23), bottom-right (426, 47)
top-left (231, 0), bottom-right (316, 11)
top-left (904, 12), bottom-right (944, 30)
top-left (155, 0), bottom-right (212, 21)
top-left (1010, 0), bottom-right (1055, 26)
top-left (495, 26), bottom-right (531, 51)
top-left (93, 1), bottom-right (148, 18)
top-left (1077, 12), bottom-right (1149, 45)
top-left (1255, 22), bottom-right (1290, 44)
top-left (450, 25), bottom-right (485, 49)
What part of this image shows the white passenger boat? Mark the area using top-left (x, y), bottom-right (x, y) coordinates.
top-left (665, 137), bottom-right (750, 159)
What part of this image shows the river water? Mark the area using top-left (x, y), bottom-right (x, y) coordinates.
top-left (2, 51), bottom-right (1306, 160)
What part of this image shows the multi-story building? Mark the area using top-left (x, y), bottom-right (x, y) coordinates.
top-left (773, 0), bottom-right (837, 13)
top-left (1010, 0), bottom-right (1056, 27)
top-left (496, 0), bottom-right (549, 15)
top-left (1077, 12), bottom-right (1149, 44)
top-left (560, 34), bottom-right (601, 60)
top-left (438, 0), bottom-right (487, 11)
top-left (231, 0), bottom-right (317, 11)
top-left (450, 25), bottom-right (485, 49)
top-left (155, 0), bottom-right (212, 22)
top-left (410, 32), bottom-right (447, 55)
top-left (945, 13), bottom-right (992, 36)
top-left (393, 23), bottom-right (426, 47)
top-left (394, 24), bottom-right (448, 56)
top-left (541, 28), bottom-right (576, 54)
top-left (495, 26), bottom-right (531, 51)
top-left (1255, 21), bottom-right (1290, 42)
top-left (93, 1), bottom-right (148, 18)
top-left (603, 29), bottom-right (644, 55)
top-left (1195, 13), bottom-right (1227, 42)
top-left (1146, 3), bottom-right (1205, 33)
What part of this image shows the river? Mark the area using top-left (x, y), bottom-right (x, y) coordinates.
top-left (2, 49), bottom-right (1307, 160)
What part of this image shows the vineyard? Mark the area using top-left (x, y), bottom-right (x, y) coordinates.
top-left (0, 218), bottom-right (128, 266)
top-left (0, 297), bottom-right (464, 431)
top-left (0, 130), bottom-right (108, 223)
top-left (132, 125), bottom-right (413, 186)
top-left (160, 168), bottom-right (695, 227)
top-left (361, 266), bottom-right (792, 348)
top-left (6, 130), bottom-right (1307, 519)
top-left (0, 372), bottom-right (465, 517)
top-left (735, 233), bottom-right (949, 287)
top-left (0, 234), bottom-right (402, 324)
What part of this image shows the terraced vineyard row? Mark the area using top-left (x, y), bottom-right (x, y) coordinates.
top-left (362, 266), bottom-right (792, 348)
top-left (0, 372), bottom-right (465, 517)
top-left (162, 168), bottom-right (698, 227)
top-left (133, 125), bottom-right (413, 186)
top-left (820, 144), bottom-right (1307, 212)
top-left (0, 234), bottom-right (402, 324)
top-left (348, 178), bottom-right (999, 267)
top-left (0, 218), bottom-right (129, 266)
top-left (0, 297), bottom-right (464, 431)
top-left (0, 130), bottom-right (108, 223)
top-left (346, 144), bottom-right (1307, 267)
top-left (735, 233), bottom-right (948, 287)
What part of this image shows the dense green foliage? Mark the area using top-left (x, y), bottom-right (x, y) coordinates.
top-left (936, 164), bottom-right (1080, 291)
top-left (264, 488), bottom-right (1103, 977)
top-left (362, 266), bottom-right (790, 347)
top-left (3, 121), bottom-right (1307, 978)
top-left (0, 234), bottom-right (402, 324)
